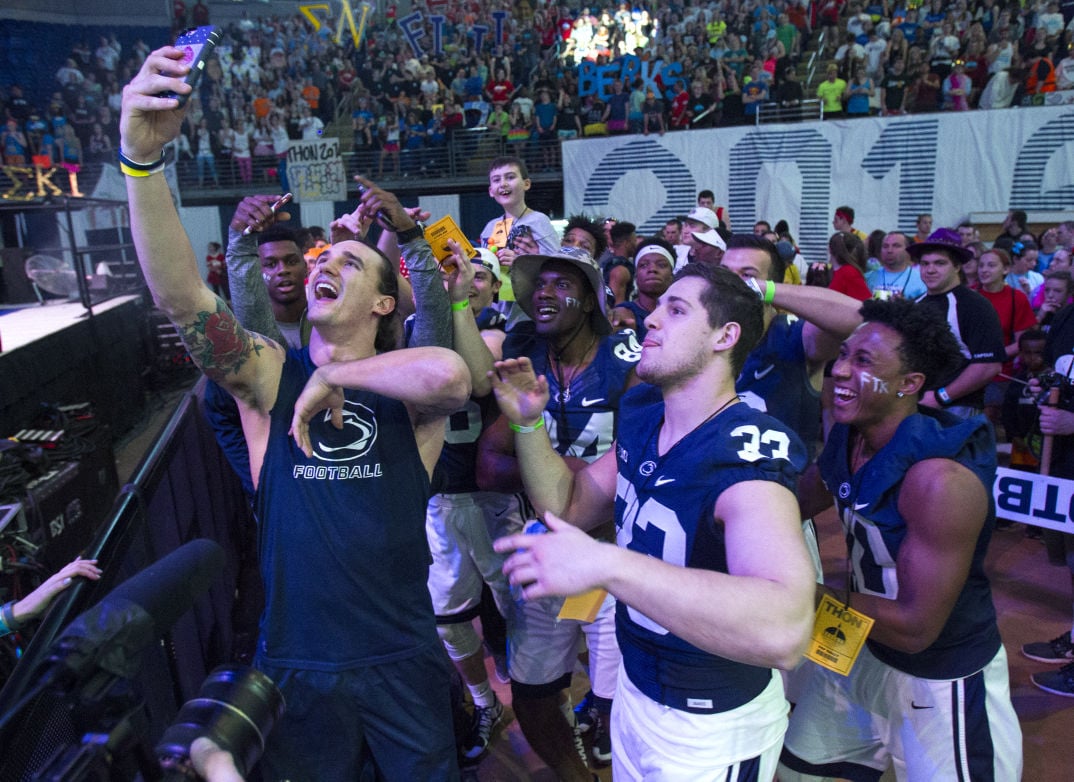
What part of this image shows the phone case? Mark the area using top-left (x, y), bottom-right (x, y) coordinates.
top-left (160, 25), bottom-right (220, 106)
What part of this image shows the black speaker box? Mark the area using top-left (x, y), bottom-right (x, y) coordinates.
top-left (19, 428), bottom-right (118, 570)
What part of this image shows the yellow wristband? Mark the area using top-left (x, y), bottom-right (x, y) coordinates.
top-left (451, 299), bottom-right (469, 312)
top-left (118, 149), bottom-right (166, 176)
top-left (120, 161), bottom-right (164, 177)
top-left (763, 280), bottom-right (776, 305)
top-left (509, 418), bottom-right (545, 434)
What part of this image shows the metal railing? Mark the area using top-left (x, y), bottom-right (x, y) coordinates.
top-left (805, 28), bottom-right (830, 91)
top-left (756, 99), bottom-right (824, 125)
top-left (171, 129), bottom-right (567, 196)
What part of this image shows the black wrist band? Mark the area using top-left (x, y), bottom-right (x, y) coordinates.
top-left (396, 224), bottom-right (425, 244)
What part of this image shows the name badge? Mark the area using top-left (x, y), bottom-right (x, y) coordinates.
top-left (804, 593), bottom-right (874, 675)
top-left (558, 588), bottom-right (607, 623)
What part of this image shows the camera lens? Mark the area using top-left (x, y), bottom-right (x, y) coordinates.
top-left (156, 664), bottom-right (285, 776)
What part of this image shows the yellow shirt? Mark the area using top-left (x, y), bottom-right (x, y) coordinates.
top-left (816, 78), bottom-right (847, 113)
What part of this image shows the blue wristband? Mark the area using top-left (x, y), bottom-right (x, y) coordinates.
top-left (0, 601), bottom-right (19, 634)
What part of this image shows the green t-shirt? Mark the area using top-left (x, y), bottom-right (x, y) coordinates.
top-left (816, 78), bottom-right (847, 112)
top-left (776, 22), bottom-right (797, 53)
top-left (488, 108), bottom-right (510, 137)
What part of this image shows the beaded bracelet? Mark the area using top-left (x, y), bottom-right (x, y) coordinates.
top-left (118, 149), bottom-right (166, 177)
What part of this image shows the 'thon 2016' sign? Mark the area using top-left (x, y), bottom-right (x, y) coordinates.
top-left (563, 105), bottom-right (1074, 266)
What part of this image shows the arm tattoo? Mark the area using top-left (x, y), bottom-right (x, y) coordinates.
top-left (178, 297), bottom-right (265, 384)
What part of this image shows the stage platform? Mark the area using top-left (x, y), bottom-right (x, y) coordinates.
top-left (0, 294), bottom-right (149, 437)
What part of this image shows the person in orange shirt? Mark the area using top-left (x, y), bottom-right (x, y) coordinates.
top-left (252, 92), bottom-right (272, 121)
top-left (301, 79), bottom-right (320, 112)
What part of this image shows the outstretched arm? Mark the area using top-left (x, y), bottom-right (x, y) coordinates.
top-left (771, 282), bottom-right (863, 371)
top-left (444, 241), bottom-right (495, 396)
top-left (122, 47), bottom-right (283, 412)
top-left (357, 179), bottom-right (449, 348)
top-left (225, 195), bottom-right (292, 344)
top-left (7, 557), bottom-right (102, 628)
top-left (919, 362), bottom-right (1002, 408)
top-left (496, 479), bottom-right (814, 669)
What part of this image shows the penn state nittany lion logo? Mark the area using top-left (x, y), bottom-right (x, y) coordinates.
top-left (823, 625), bottom-right (847, 645)
top-left (310, 400), bottom-right (378, 462)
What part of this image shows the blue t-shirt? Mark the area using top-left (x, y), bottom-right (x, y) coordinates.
top-left (743, 80), bottom-right (769, 116)
top-left (846, 79), bottom-right (873, 114)
top-left (534, 101), bottom-right (557, 132)
top-left (865, 265), bottom-right (928, 300)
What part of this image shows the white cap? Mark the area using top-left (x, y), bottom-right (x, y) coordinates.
top-left (473, 247), bottom-right (501, 280)
top-left (685, 206), bottom-right (720, 230)
top-left (693, 228), bottom-right (727, 250)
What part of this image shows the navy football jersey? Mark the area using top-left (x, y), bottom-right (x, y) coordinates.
top-left (429, 309), bottom-right (506, 494)
top-left (613, 301), bottom-right (651, 341)
top-left (432, 393), bottom-right (499, 494)
top-left (504, 330), bottom-right (641, 462)
top-left (614, 388), bottom-right (807, 712)
top-left (818, 409), bottom-right (1001, 679)
top-left (737, 314), bottom-right (822, 457)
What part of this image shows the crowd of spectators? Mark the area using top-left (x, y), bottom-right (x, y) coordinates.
top-left (4, 0), bottom-right (1074, 185)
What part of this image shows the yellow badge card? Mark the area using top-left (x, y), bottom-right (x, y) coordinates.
top-left (558, 589), bottom-right (607, 623)
top-left (425, 214), bottom-right (475, 271)
top-left (805, 593), bottom-right (874, 675)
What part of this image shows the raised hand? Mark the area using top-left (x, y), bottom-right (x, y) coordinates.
top-left (230, 194), bottom-right (292, 235)
top-left (489, 357), bottom-right (550, 426)
top-left (119, 46), bottom-right (191, 161)
top-left (353, 176), bottom-right (420, 233)
top-left (329, 205), bottom-right (373, 244)
top-left (442, 239), bottom-right (476, 305)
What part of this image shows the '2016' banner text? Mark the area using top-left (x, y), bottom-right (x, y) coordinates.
top-left (563, 106), bottom-right (1074, 264)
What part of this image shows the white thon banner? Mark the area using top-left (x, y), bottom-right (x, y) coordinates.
top-left (562, 106), bottom-right (1074, 265)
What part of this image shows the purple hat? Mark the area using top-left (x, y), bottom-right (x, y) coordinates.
top-left (907, 227), bottom-right (973, 266)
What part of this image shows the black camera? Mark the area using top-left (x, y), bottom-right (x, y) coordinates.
top-left (1035, 364), bottom-right (1074, 409)
top-left (157, 664), bottom-right (285, 780)
top-left (30, 664), bottom-right (283, 781)
top-left (506, 223), bottom-right (532, 251)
